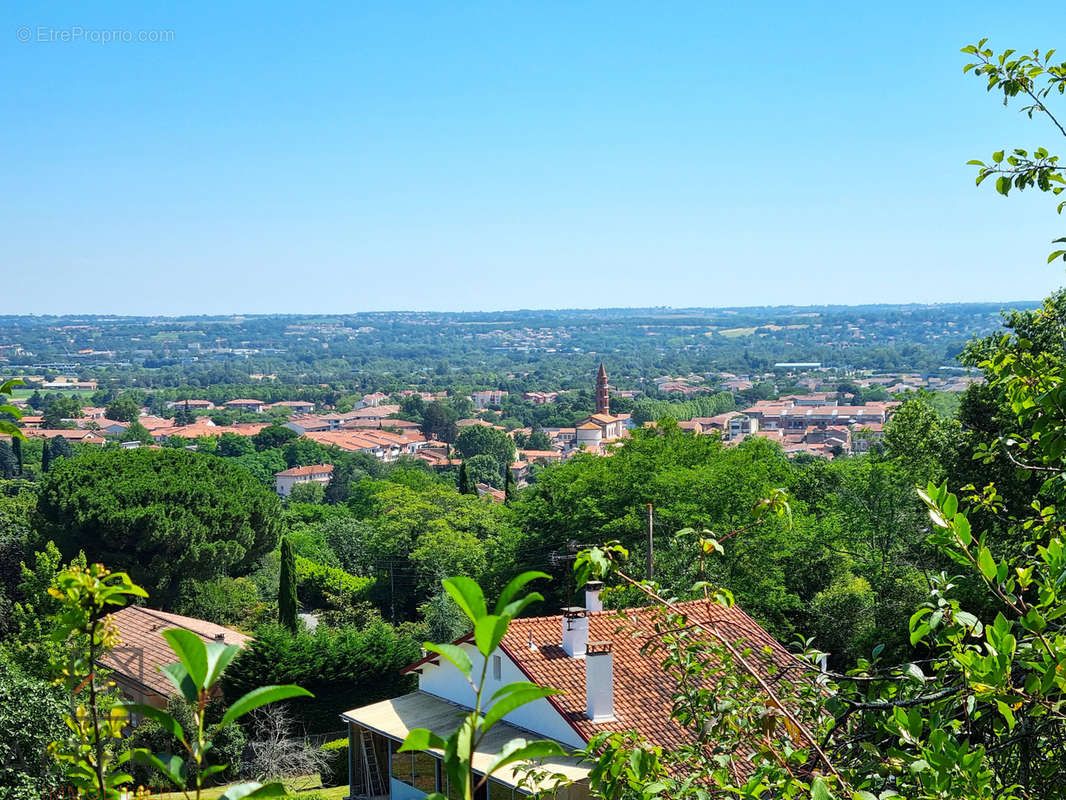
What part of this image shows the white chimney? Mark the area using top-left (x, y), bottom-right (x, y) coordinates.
top-left (586, 641), bottom-right (615, 722)
top-left (561, 607), bottom-right (588, 657)
top-left (585, 580), bottom-right (604, 613)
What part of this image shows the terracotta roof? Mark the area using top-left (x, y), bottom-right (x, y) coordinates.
top-left (275, 463), bottom-right (334, 478)
top-left (407, 599), bottom-right (802, 754)
top-left (503, 601), bottom-right (800, 750)
top-left (100, 606), bottom-right (250, 700)
top-left (224, 398), bottom-right (265, 405)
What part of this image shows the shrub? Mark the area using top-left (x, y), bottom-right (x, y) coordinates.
top-left (320, 738), bottom-right (349, 787)
top-left (295, 556), bottom-right (373, 610)
top-left (221, 621), bottom-right (419, 733)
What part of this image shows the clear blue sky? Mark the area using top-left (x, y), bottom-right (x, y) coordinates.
top-left (3, 1), bottom-right (1064, 314)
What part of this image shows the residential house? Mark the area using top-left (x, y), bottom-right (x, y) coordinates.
top-left (340, 584), bottom-right (800, 800)
top-left (99, 606), bottom-right (249, 710)
top-left (223, 398), bottom-right (266, 413)
top-left (471, 390), bottom-right (507, 409)
top-left (275, 463), bottom-right (334, 497)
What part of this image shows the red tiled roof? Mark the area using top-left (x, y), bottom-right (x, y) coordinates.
top-left (275, 464), bottom-right (334, 478)
top-left (493, 600), bottom-right (802, 751)
top-left (100, 606), bottom-right (250, 700)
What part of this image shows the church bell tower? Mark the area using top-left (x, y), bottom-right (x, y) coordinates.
top-left (596, 363), bottom-right (610, 415)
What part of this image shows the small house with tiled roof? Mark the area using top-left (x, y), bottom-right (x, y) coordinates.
top-left (100, 606), bottom-right (250, 710)
top-left (274, 463), bottom-right (334, 497)
top-left (340, 584), bottom-right (800, 800)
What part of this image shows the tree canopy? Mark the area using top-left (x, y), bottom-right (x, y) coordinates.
top-left (34, 448), bottom-right (281, 605)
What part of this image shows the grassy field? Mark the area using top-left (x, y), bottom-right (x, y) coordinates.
top-left (153, 780), bottom-right (347, 800)
top-left (11, 386), bottom-right (98, 398)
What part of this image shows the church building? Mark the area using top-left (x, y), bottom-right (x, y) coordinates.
top-left (574, 364), bottom-right (626, 449)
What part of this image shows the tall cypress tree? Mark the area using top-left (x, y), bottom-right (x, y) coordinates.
top-left (41, 439), bottom-right (51, 474)
top-left (278, 535), bottom-right (298, 631)
top-left (458, 461), bottom-right (471, 495)
top-left (12, 437), bottom-right (22, 476)
top-left (504, 465), bottom-right (515, 504)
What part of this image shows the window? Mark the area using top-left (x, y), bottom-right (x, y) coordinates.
top-left (492, 655), bottom-right (502, 681)
top-left (391, 740), bottom-right (412, 785)
top-left (488, 780), bottom-right (514, 800)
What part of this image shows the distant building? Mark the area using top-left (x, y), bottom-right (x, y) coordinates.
top-left (573, 364), bottom-right (626, 451)
top-left (472, 390), bottom-right (508, 409)
top-left (223, 398), bottom-right (265, 413)
top-left (274, 463), bottom-right (334, 497)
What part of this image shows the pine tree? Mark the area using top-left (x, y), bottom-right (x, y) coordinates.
top-left (41, 439), bottom-right (51, 473)
top-left (458, 461), bottom-right (472, 495)
top-left (278, 535), bottom-right (298, 631)
top-left (505, 466), bottom-right (515, 504)
top-left (12, 436), bottom-right (22, 476)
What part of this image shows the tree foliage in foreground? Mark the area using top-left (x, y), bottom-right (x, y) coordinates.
top-left (34, 449), bottom-right (281, 605)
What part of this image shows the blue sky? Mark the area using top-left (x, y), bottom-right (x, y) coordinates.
top-left (3, 1), bottom-right (1064, 314)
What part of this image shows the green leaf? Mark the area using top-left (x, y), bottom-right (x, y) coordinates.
top-left (443, 576), bottom-right (487, 624)
top-left (119, 703), bottom-right (187, 746)
top-left (484, 738), bottom-right (567, 777)
top-left (996, 700), bottom-right (1017, 731)
top-left (204, 640), bottom-right (241, 690)
top-left (158, 661), bottom-right (199, 704)
top-left (219, 685), bottom-right (313, 729)
top-left (993, 150), bottom-right (1004, 163)
top-left (162, 628), bottom-right (209, 691)
top-left (978, 546), bottom-right (998, 581)
top-left (483, 684), bottom-right (561, 731)
top-left (997, 176), bottom-right (1011, 195)
top-left (1049, 250), bottom-right (1066, 263)
top-left (497, 592), bottom-right (544, 620)
top-left (399, 727), bottom-right (448, 752)
top-left (130, 750), bottom-right (187, 789)
top-left (811, 777), bottom-right (831, 800)
top-left (494, 571), bottom-right (550, 616)
top-left (474, 614), bottom-right (510, 657)
top-left (424, 642), bottom-right (473, 678)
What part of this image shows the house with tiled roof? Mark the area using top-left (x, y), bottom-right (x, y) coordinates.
top-left (275, 463), bottom-right (334, 497)
top-left (340, 584), bottom-right (800, 800)
top-left (101, 606), bottom-right (250, 710)
top-left (224, 398), bottom-right (266, 413)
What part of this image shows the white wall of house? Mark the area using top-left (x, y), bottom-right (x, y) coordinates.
top-left (275, 472), bottom-right (331, 497)
top-left (417, 641), bottom-right (585, 749)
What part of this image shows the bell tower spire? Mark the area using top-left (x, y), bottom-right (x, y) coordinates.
top-left (595, 362), bottom-right (610, 416)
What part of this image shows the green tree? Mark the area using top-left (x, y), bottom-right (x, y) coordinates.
top-left (287, 481), bottom-right (325, 504)
top-left (42, 395), bottom-right (82, 429)
top-left (119, 419), bottom-right (152, 445)
top-left (48, 435), bottom-right (74, 462)
top-left (457, 461), bottom-right (472, 495)
top-left (962, 40), bottom-right (1066, 262)
top-left (40, 439), bottom-right (51, 474)
top-left (221, 621), bottom-right (418, 733)
top-left (454, 424), bottom-right (516, 466)
top-left (278, 536), bottom-right (298, 631)
top-left (0, 654), bottom-right (65, 800)
top-left (464, 453), bottom-right (502, 488)
top-left (218, 432), bottom-right (256, 458)
top-left (35, 449), bottom-right (281, 605)
top-left (421, 400), bottom-right (459, 443)
top-left (525, 430), bottom-right (553, 451)
top-left (253, 424), bottom-right (298, 451)
top-left (104, 394), bottom-right (140, 422)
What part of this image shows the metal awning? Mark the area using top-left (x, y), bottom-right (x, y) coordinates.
top-left (341, 691), bottom-right (591, 790)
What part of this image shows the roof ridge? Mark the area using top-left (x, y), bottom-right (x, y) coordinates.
top-left (126, 606), bottom-right (225, 640)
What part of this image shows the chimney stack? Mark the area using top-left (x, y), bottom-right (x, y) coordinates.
top-left (561, 607), bottom-right (588, 657)
top-left (585, 641), bottom-right (615, 722)
top-left (585, 580), bottom-right (604, 613)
